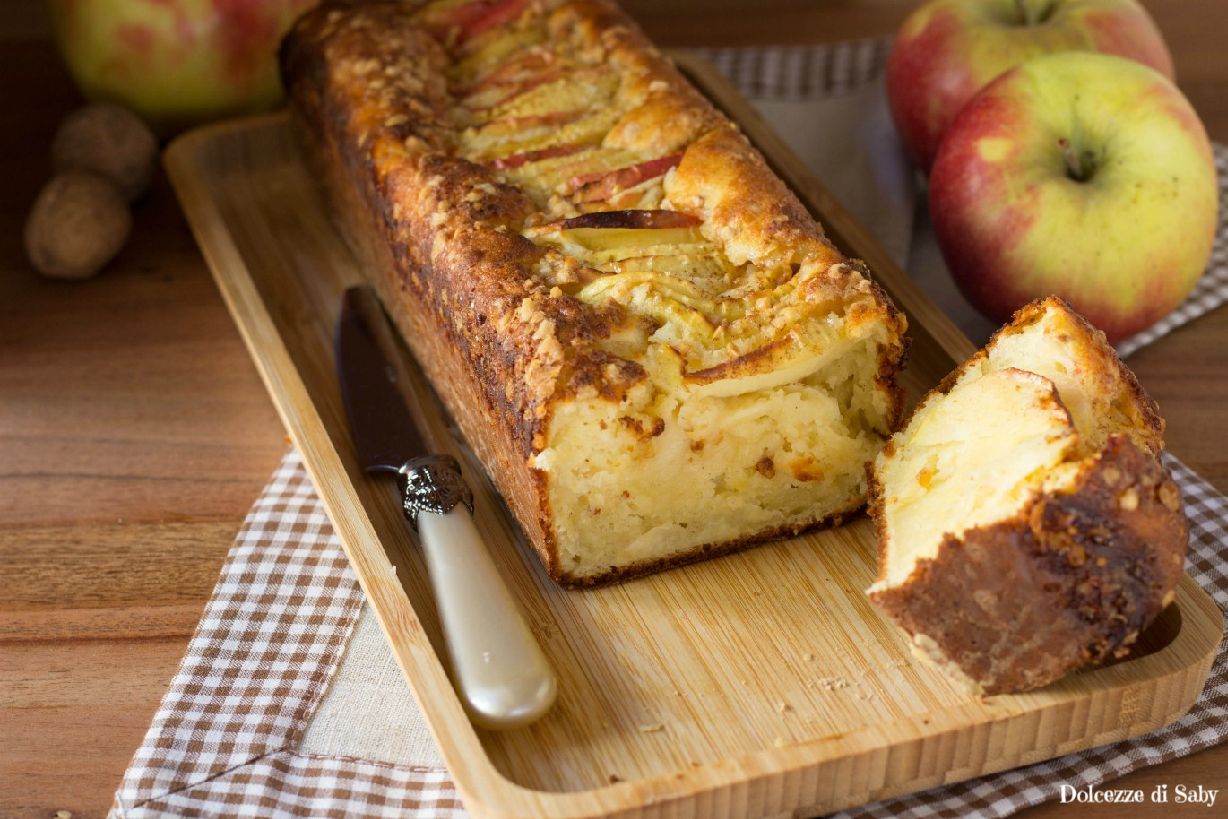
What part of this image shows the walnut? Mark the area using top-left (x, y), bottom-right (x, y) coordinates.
top-left (24, 172), bottom-right (131, 280)
top-left (51, 104), bottom-right (158, 202)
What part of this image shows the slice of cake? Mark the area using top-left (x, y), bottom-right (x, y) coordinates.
top-left (868, 297), bottom-right (1188, 695)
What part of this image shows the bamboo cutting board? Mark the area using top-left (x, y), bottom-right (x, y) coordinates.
top-left (164, 56), bottom-right (1222, 819)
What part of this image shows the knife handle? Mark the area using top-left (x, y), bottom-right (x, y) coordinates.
top-left (402, 459), bottom-right (557, 729)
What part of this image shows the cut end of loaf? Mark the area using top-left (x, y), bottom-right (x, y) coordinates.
top-left (868, 297), bottom-right (1188, 695)
top-left (538, 319), bottom-right (897, 585)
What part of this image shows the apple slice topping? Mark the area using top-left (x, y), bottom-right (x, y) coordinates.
top-left (451, 26), bottom-right (546, 83)
top-left (599, 253), bottom-right (737, 282)
top-left (463, 106), bottom-right (623, 159)
top-left (463, 69), bottom-right (619, 126)
top-left (454, 0), bottom-right (533, 46)
top-left (577, 271), bottom-right (728, 314)
top-left (485, 148), bottom-right (654, 209)
top-left (486, 144), bottom-right (589, 170)
top-left (461, 67), bottom-right (566, 110)
top-left (525, 211), bottom-right (712, 265)
top-left (504, 149), bottom-right (645, 189)
top-left (460, 50), bottom-right (554, 95)
top-left (576, 272), bottom-right (724, 342)
top-left (569, 153), bottom-right (683, 202)
top-left (556, 210), bottom-right (702, 231)
top-left (468, 110), bottom-right (587, 149)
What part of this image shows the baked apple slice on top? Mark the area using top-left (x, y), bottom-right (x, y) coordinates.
top-left (420, 0), bottom-right (536, 50)
top-left (463, 106), bottom-right (622, 159)
top-left (485, 144), bottom-right (589, 170)
top-left (489, 148), bottom-right (651, 203)
top-left (868, 297), bottom-right (1187, 696)
top-left (553, 210), bottom-right (701, 230)
top-left (570, 152), bottom-right (683, 202)
top-left (525, 210), bottom-right (713, 266)
top-left (460, 66), bottom-right (618, 124)
top-left (451, 22), bottom-right (545, 83)
top-left (459, 49), bottom-right (554, 96)
top-left (452, 0), bottom-right (533, 46)
top-left (597, 252), bottom-right (736, 280)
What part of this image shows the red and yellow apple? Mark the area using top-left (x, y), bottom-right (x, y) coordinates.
top-left (48, 0), bottom-right (318, 135)
top-left (928, 52), bottom-right (1217, 342)
top-left (887, 0), bottom-right (1173, 172)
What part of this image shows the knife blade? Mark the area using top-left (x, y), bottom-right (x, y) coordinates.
top-left (336, 285), bottom-right (556, 730)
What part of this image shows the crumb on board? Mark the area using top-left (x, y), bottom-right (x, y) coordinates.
top-left (810, 676), bottom-right (849, 691)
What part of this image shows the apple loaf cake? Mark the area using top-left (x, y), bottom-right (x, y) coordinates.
top-left (280, 0), bottom-right (907, 586)
top-left (868, 297), bottom-right (1187, 694)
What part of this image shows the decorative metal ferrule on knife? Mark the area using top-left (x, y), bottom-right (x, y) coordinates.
top-left (400, 454), bottom-right (475, 525)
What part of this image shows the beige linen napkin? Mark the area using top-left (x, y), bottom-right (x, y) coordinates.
top-left (112, 40), bottom-right (1228, 819)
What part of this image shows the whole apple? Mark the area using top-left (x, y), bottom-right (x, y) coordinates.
top-left (928, 52), bottom-right (1217, 343)
top-left (887, 0), bottom-right (1173, 172)
top-left (49, 0), bottom-right (319, 135)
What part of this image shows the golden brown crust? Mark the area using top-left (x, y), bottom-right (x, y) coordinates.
top-left (563, 506), bottom-right (862, 588)
top-left (282, 0), bottom-right (907, 586)
top-left (895, 297), bottom-right (1164, 454)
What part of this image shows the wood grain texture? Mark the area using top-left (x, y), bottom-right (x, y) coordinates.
top-left (4, 2), bottom-right (1228, 818)
top-left (157, 79), bottom-right (1219, 816)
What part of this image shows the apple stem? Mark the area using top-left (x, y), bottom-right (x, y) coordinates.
top-left (1014, 0), bottom-right (1035, 25)
top-left (1057, 138), bottom-right (1095, 182)
top-left (1014, 0), bottom-right (1053, 25)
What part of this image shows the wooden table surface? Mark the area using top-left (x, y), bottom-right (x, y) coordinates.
top-left (1, 2), bottom-right (1224, 817)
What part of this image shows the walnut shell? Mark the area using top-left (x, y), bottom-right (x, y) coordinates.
top-left (51, 104), bottom-right (158, 202)
top-left (24, 172), bottom-right (132, 280)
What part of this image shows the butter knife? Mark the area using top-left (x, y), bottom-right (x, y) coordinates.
top-left (335, 285), bottom-right (556, 729)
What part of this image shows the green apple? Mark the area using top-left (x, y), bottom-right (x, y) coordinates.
top-left (927, 52), bottom-right (1218, 343)
top-left (887, 0), bottom-right (1173, 172)
top-left (48, 0), bottom-right (318, 135)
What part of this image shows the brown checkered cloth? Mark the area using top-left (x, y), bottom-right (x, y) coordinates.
top-left (110, 458), bottom-right (466, 817)
top-left (112, 40), bottom-right (1228, 819)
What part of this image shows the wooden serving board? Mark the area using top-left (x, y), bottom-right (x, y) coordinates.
top-left (164, 56), bottom-right (1222, 819)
